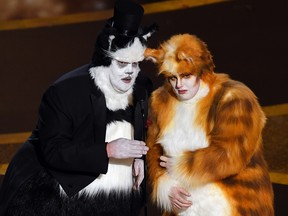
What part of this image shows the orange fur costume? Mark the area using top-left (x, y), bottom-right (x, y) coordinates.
top-left (145, 34), bottom-right (274, 216)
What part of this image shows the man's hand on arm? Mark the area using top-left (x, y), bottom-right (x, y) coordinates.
top-left (106, 138), bottom-right (149, 159)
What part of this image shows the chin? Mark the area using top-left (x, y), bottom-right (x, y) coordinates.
top-left (177, 95), bottom-right (190, 101)
top-left (116, 85), bottom-right (133, 93)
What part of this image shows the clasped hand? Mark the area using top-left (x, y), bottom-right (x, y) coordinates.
top-left (160, 155), bottom-right (192, 211)
top-left (106, 138), bottom-right (149, 159)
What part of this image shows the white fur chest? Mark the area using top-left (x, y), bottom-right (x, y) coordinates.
top-left (178, 183), bottom-right (231, 216)
top-left (79, 121), bottom-right (134, 197)
top-left (159, 102), bottom-right (209, 157)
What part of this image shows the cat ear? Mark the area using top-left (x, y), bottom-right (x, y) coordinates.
top-left (144, 48), bottom-right (164, 63)
top-left (108, 35), bottom-right (116, 51)
top-left (141, 23), bottom-right (159, 41)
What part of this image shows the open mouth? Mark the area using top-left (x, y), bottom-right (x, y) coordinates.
top-left (122, 76), bottom-right (132, 83)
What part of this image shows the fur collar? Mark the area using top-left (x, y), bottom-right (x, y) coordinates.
top-left (89, 66), bottom-right (133, 111)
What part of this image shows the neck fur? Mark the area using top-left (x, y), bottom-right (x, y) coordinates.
top-left (89, 66), bottom-right (133, 111)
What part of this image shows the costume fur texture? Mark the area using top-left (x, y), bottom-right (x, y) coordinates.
top-left (6, 170), bottom-right (141, 216)
top-left (145, 34), bottom-right (274, 216)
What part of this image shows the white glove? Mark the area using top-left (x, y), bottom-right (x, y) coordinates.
top-left (106, 138), bottom-right (148, 159)
top-left (133, 159), bottom-right (144, 190)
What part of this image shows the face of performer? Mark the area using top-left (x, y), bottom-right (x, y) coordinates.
top-left (109, 59), bottom-right (140, 93)
top-left (108, 38), bottom-right (145, 93)
top-left (168, 73), bottom-right (200, 101)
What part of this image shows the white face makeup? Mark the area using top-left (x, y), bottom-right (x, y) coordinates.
top-left (106, 37), bottom-right (145, 93)
top-left (169, 74), bottom-right (200, 101)
top-left (109, 59), bottom-right (140, 93)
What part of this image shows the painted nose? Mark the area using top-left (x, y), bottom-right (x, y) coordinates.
top-left (125, 71), bottom-right (133, 75)
top-left (176, 79), bottom-right (183, 89)
top-left (126, 63), bottom-right (133, 72)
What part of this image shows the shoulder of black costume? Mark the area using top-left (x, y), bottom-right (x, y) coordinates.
top-left (53, 64), bottom-right (91, 85)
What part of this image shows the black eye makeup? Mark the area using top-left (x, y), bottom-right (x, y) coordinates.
top-left (115, 60), bottom-right (139, 68)
top-left (116, 60), bottom-right (129, 67)
top-left (168, 76), bottom-right (177, 82)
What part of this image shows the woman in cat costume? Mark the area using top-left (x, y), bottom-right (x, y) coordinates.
top-left (145, 34), bottom-right (274, 216)
top-left (0, 0), bottom-right (157, 215)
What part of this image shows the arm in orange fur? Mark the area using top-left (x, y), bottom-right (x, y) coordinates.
top-left (171, 82), bottom-right (266, 187)
top-left (147, 88), bottom-right (182, 211)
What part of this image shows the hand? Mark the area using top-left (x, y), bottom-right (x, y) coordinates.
top-left (169, 186), bottom-right (192, 211)
top-left (159, 155), bottom-right (172, 172)
top-left (106, 138), bottom-right (149, 159)
top-left (132, 159), bottom-right (144, 190)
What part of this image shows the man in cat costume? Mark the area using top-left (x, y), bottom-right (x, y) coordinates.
top-left (0, 0), bottom-right (157, 215)
top-left (145, 34), bottom-right (274, 216)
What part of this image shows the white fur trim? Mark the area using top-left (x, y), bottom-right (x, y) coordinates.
top-left (143, 32), bottom-right (152, 41)
top-left (108, 35), bottom-right (115, 51)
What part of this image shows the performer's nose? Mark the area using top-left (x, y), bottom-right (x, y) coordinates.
top-left (176, 79), bottom-right (183, 89)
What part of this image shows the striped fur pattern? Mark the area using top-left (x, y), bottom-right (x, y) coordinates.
top-left (145, 34), bottom-right (274, 216)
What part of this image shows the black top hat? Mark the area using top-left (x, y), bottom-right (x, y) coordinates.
top-left (90, 0), bottom-right (158, 67)
top-left (112, 0), bottom-right (144, 37)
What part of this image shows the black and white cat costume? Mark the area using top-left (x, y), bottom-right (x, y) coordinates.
top-left (0, 0), bottom-right (157, 215)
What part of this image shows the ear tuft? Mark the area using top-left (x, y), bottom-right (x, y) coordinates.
top-left (144, 48), bottom-right (163, 63)
top-left (142, 23), bottom-right (159, 41)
